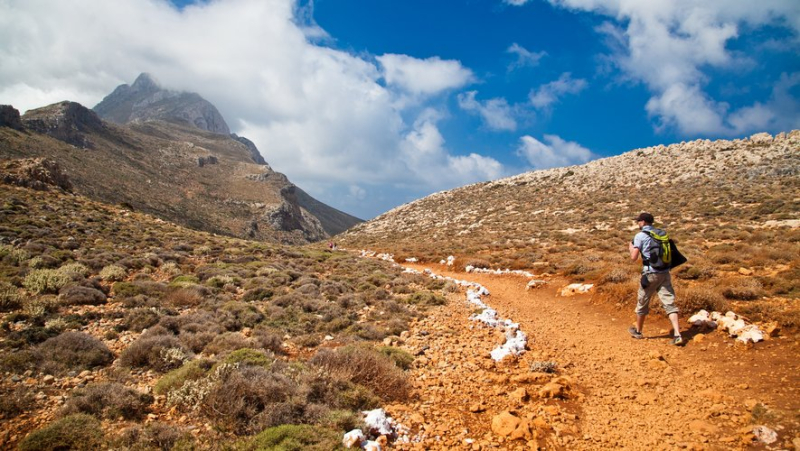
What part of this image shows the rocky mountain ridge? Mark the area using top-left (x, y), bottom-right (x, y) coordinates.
top-left (0, 99), bottom-right (360, 243)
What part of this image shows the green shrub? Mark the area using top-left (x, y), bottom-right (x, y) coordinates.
top-left (170, 275), bottom-right (199, 288)
top-left (23, 269), bottom-right (71, 294)
top-left (203, 332), bottom-right (253, 356)
top-left (58, 262), bottom-right (90, 277)
top-left (238, 424), bottom-right (345, 451)
top-left (0, 281), bottom-right (21, 311)
top-left (404, 292), bottom-right (446, 306)
top-left (61, 382), bottom-right (153, 420)
top-left (99, 264), bottom-right (127, 281)
top-left (155, 359), bottom-right (214, 395)
top-left (18, 414), bottom-right (104, 451)
top-left (120, 308), bottom-right (161, 332)
top-left (378, 346), bottom-right (414, 370)
top-left (220, 348), bottom-right (274, 368)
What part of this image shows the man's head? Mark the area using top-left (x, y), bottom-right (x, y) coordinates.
top-left (635, 212), bottom-right (654, 228)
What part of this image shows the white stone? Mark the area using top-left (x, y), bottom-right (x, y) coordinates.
top-left (342, 429), bottom-right (365, 448)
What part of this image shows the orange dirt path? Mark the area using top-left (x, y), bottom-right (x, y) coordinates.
top-left (397, 263), bottom-right (800, 450)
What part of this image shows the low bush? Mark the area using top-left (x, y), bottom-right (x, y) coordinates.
top-left (120, 308), bottom-right (161, 332)
top-left (165, 286), bottom-right (205, 308)
top-left (220, 302), bottom-right (264, 331)
top-left (202, 365), bottom-right (300, 434)
top-left (309, 345), bottom-right (410, 402)
top-left (61, 382), bottom-right (153, 420)
top-left (378, 346), bottom-right (414, 370)
top-left (404, 292), bottom-right (446, 306)
top-left (119, 335), bottom-right (189, 372)
top-left (203, 332), bottom-right (253, 356)
top-left (58, 262), bottom-right (90, 278)
top-left (116, 422), bottom-right (193, 451)
top-left (0, 386), bottom-right (35, 419)
top-left (676, 287), bottom-right (728, 313)
top-left (59, 286), bottom-right (107, 306)
top-left (99, 264), bottom-right (127, 282)
top-left (0, 281), bottom-right (21, 311)
top-left (155, 359), bottom-right (214, 396)
top-left (37, 331), bottom-right (114, 374)
top-left (239, 424), bottom-right (346, 451)
top-left (717, 277), bottom-right (765, 300)
top-left (23, 269), bottom-right (71, 294)
top-left (18, 414), bottom-right (104, 451)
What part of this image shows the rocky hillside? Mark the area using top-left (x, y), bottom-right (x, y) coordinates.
top-left (342, 132), bottom-right (800, 327)
top-left (0, 97), bottom-right (360, 243)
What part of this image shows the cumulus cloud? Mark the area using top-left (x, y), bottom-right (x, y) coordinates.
top-left (0, 0), bottom-right (498, 219)
top-left (516, 134), bottom-right (594, 170)
top-left (540, 0), bottom-right (800, 135)
top-left (377, 53), bottom-right (475, 96)
top-left (400, 109), bottom-right (507, 187)
top-left (529, 73), bottom-right (588, 109)
top-left (507, 43), bottom-right (547, 72)
top-left (457, 91), bottom-right (518, 131)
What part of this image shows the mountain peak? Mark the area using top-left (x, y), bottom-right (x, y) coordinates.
top-left (130, 72), bottom-right (161, 94)
top-left (93, 73), bottom-right (230, 135)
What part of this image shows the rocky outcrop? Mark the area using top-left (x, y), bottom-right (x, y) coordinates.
top-left (21, 102), bottom-right (104, 149)
top-left (0, 105), bottom-right (24, 131)
top-left (260, 185), bottom-right (327, 241)
top-left (94, 73), bottom-right (231, 135)
top-left (0, 158), bottom-right (73, 192)
top-left (231, 133), bottom-right (269, 166)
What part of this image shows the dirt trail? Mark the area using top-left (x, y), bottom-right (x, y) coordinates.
top-left (391, 263), bottom-right (800, 450)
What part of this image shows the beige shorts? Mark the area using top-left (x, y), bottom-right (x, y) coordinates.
top-left (636, 272), bottom-right (678, 316)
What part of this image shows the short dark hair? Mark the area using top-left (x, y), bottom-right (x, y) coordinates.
top-left (635, 212), bottom-right (654, 224)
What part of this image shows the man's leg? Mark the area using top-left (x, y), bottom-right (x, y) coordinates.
top-left (632, 274), bottom-right (656, 336)
top-left (658, 273), bottom-right (682, 342)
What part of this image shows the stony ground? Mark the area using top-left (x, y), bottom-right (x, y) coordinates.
top-left (389, 262), bottom-right (800, 450)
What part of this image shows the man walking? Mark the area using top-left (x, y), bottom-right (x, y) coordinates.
top-left (628, 212), bottom-right (683, 346)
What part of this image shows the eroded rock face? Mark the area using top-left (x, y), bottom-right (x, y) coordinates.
top-left (0, 105), bottom-right (24, 131)
top-left (0, 158), bottom-right (73, 192)
top-left (21, 102), bottom-right (103, 148)
top-left (259, 184), bottom-right (327, 241)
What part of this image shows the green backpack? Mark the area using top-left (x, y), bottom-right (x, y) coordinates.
top-left (643, 230), bottom-right (687, 270)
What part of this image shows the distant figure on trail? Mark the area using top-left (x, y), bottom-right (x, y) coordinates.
top-left (628, 212), bottom-right (683, 346)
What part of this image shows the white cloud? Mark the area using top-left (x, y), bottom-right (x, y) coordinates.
top-left (399, 110), bottom-right (507, 187)
top-left (457, 91), bottom-right (518, 131)
top-left (504, 0), bottom-right (532, 5)
top-left (541, 0), bottom-right (800, 135)
top-left (377, 53), bottom-right (475, 96)
top-left (0, 0), bottom-right (499, 219)
top-left (529, 73), bottom-right (588, 109)
top-left (516, 134), bottom-right (594, 170)
top-left (507, 43), bottom-right (547, 72)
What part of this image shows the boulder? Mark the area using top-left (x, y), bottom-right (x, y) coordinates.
top-left (491, 411), bottom-right (521, 437)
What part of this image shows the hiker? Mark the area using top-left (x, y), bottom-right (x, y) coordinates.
top-left (628, 212), bottom-right (683, 346)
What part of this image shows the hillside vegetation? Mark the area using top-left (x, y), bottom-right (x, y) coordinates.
top-left (0, 179), bottom-right (445, 450)
top-left (342, 131), bottom-right (800, 328)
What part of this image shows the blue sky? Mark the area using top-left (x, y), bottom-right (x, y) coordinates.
top-left (2, 0), bottom-right (799, 219)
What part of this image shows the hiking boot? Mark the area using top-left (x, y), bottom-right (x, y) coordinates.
top-left (672, 335), bottom-right (684, 346)
top-left (628, 326), bottom-right (643, 339)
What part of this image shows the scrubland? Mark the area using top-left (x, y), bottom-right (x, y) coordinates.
top-left (0, 183), bottom-right (445, 450)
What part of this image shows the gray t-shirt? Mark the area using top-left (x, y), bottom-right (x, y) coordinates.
top-left (633, 225), bottom-right (669, 274)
